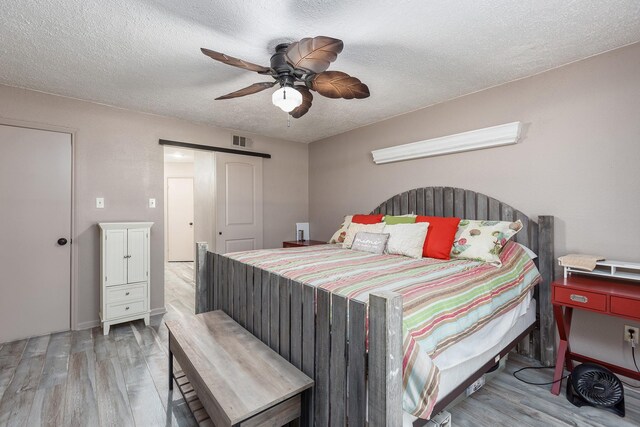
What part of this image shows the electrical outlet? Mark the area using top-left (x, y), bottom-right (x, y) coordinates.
top-left (96, 197), bottom-right (105, 208)
top-left (624, 325), bottom-right (639, 344)
top-left (466, 376), bottom-right (485, 396)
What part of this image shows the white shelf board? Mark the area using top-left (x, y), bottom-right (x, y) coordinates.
top-left (562, 259), bottom-right (640, 282)
top-left (371, 122), bottom-right (522, 164)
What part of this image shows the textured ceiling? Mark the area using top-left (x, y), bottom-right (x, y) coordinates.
top-left (2, 1), bottom-right (639, 143)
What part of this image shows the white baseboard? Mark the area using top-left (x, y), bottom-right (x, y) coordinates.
top-left (150, 307), bottom-right (167, 316)
top-left (76, 319), bottom-right (100, 330)
top-left (75, 306), bottom-right (168, 330)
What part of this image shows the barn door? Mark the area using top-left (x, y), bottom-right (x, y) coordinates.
top-left (215, 153), bottom-right (263, 254)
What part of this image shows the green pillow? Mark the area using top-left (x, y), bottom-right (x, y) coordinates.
top-left (384, 215), bottom-right (416, 225)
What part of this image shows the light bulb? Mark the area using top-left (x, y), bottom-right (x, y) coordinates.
top-left (271, 86), bottom-right (303, 113)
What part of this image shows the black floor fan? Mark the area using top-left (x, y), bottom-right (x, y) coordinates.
top-left (566, 363), bottom-right (625, 417)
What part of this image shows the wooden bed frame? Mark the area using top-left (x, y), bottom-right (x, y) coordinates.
top-left (195, 187), bottom-right (555, 426)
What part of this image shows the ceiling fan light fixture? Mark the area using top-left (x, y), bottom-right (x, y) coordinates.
top-left (272, 86), bottom-right (303, 112)
top-left (202, 36), bottom-right (368, 118)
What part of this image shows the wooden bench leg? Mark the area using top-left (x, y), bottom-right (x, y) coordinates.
top-left (169, 348), bottom-right (174, 391)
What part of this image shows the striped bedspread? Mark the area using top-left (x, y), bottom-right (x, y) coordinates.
top-left (226, 241), bottom-right (540, 419)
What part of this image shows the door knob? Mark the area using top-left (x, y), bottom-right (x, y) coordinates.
top-left (57, 238), bottom-right (68, 246)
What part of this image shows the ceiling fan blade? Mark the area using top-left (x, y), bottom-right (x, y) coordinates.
top-left (285, 36), bottom-right (344, 74)
top-left (201, 48), bottom-right (271, 74)
top-left (290, 86), bottom-right (313, 119)
top-left (215, 81), bottom-right (276, 100)
top-left (309, 71), bottom-right (370, 99)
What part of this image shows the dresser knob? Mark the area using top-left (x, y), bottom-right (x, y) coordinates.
top-left (125, 306), bottom-right (130, 310)
top-left (125, 292), bottom-right (130, 296)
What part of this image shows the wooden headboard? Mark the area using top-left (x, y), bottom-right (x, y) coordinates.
top-left (370, 187), bottom-right (556, 366)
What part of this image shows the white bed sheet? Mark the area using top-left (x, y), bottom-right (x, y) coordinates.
top-left (403, 293), bottom-right (536, 425)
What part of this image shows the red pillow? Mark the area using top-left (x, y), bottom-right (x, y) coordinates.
top-left (351, 214), bottom-right (384, 224)
top-left (415, 216), bottom-right (461, 259)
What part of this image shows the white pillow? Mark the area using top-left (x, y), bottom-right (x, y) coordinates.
top-left (383, 223), bottom-right (429, 259)
top-left (342, 222), bottom-right (385, 248)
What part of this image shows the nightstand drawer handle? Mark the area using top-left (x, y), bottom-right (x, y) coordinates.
top-left (570, 294), bottom-right (588, 303)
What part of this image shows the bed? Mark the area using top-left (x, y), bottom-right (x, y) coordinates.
top-left (195, 187), bottom-right (555, 426)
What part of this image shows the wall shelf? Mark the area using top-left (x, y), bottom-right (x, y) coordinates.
top-left (371, 122), bottom-right (522, 164)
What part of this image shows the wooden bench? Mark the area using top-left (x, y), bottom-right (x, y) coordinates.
top-left (166, 310), bottom-right (314, 427)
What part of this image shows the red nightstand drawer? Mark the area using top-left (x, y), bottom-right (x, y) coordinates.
top-left (554, 287), bottom-right (607, 311)
top-left (610, 296), bottom-right (640, 320)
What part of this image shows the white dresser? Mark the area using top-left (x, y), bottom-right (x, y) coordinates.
top-left (99, 222), bottom-right (153, 335)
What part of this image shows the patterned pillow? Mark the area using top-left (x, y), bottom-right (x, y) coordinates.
top-left (383, 223), bottom-right (429, 259)
top-left (328, 215), bottom-right (353, 244)
top-left (351, 232), bottom-right (390, 255)
top-left (342, 222), bottom-right (386, 248)
top-left (450, 220), bottom-right (523, 266)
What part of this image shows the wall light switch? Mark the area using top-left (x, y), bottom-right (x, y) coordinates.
top-left (96, 197), bottom-right (105, 208)
top-left (149, 198), bottom-right (156, 208)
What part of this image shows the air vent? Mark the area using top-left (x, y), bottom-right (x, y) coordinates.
top-left (232, 135), bottom-right (247, 148)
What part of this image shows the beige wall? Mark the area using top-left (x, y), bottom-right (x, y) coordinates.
top-left (309, 43), bottom-right (640, 372)
top-left (0, 84), bottom-right (309, 329)
top-left (193, 151), bottom-right (216, 249)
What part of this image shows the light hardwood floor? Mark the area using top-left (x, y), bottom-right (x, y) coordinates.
top-left (448, 353), bottom-right (640, 426)
top-left (0, 262), bottom-right (638, 426)
top-left (0, 262), bottom-right (198, 427)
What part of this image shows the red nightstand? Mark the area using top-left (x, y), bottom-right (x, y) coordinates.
top-left (282, 240), bottom-right (326, 248)
top-left (551, 275), bottom-right (640, 395)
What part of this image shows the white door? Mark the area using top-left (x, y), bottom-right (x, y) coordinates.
top-left (105, 229), bottom-right (127, 286)
top-left (167, 177), bottom-right (194, 261)
top-left (0, 124), bottom-right (72, 342)
top-left (127, 228), bottom-right (148, 283)
top-left (215, 153), bottom-right (263, 254)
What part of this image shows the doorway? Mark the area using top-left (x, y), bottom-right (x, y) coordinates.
top-left (163, 147), bottom-right (200, 317)
top-left (164, 149), bottom-right (195, 263)
top-left (163, 145), bottom-right (264, 314)
top-left (0, 124), bottom-right (72, 343)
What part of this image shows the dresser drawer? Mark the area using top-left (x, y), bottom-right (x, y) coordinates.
top-left (610, 296), bottom-right (640, 320)
top-left (106, 299), bottom-right (146, 319)
top-left (106, 282), bottom-right (146, 302)
top-left (554, 287), bottom-right (607, 311)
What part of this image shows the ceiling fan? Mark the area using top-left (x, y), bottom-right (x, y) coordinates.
top-left (201, 36), bottom-right (370, 118)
